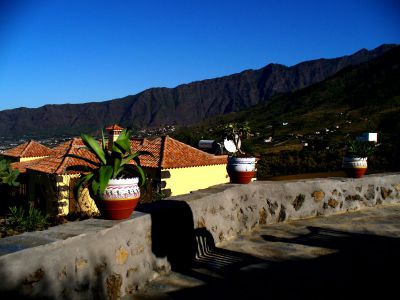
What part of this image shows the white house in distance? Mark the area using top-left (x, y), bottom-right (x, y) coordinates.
top-left (356, 132), bottom-right (378, 143)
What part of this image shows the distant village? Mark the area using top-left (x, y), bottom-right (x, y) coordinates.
top-left (0, 115), bottom-right (378, 155)
top-left (0, 125), bottom-right (177, 153)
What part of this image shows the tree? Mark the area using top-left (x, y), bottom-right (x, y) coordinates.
top-left (0, 158), bottom-right (20, 187)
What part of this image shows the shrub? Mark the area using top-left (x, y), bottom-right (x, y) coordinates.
top-left (5, 206), bottom-right (49, 233)
top-left (257, 148), bottom-right (343, 178)
top-left (0, 158), bottom-right (19, 187)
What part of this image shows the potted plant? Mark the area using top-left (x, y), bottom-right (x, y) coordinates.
top-left (342, 140), bottom-right (375, 178)
top-left (219, 122), bottom-right (256, 184)
top-left (67, 128), bottom-right (150, 220)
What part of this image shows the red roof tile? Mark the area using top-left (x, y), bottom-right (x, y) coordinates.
top-left (130, 136), bottom-right (227, 169)
top-left (25, 138), bottom-right (99, 174)
top-left (11, 157), bottom-right (50, 173)
top-left (162, 136), bottom-right (227, 168)
top-left (12, 135), bottom-right (227, 175)
top-left (130, 137), bottom-right (163, 168)
top-left (3, 140), bottom-right (53, 158)
top-left (105, 124), bottom-right (124, 132)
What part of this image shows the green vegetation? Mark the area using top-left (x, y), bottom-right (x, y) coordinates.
top-left (217, 122), bottom-right (251, 155)
top-left (345, 140), bottom-right (376, 158)
top-left (0, 158), bottom-right (19, 187)
top-left (3, 206), bottom-right (49, 234)
top-left (257, 149), bottom-right (344, 178)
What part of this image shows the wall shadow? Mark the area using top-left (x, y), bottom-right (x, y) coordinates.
top-left (137, 201), bottom-right (264, 275)
top-left (260, 226), bottom-right (400, 295)
top-left (192, 227), bottom-right (264, 274)
top-left (160, 226), bottom-right (400, 300)
top-left (137, 200), bottom-right (197, 271)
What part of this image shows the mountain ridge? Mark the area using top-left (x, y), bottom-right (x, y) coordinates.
top-left (203, 45), bottom-right (400, 136)
top-left (0, 44), bottom-right (397, 137)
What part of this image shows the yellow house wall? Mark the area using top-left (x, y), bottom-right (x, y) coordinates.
top-left (58, 174), bottom-right (99, 217)
top-left (164, 164), bottom-right (229, 197)
top-left (20, 156), bottom-right (48, 162)
top-left (27, 172), bottom-right (97, 217)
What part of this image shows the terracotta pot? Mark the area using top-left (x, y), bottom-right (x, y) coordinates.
top-left (98, 178), bottom-right (140, 220)
top-left (227, 156), bottom-right (256, 184)
top-left (342, 156), bottom-right (368, 178)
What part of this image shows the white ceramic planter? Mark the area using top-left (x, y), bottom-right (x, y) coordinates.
top-left (342, 157), bottom-right (368, 178)
top-left (227, 157), bottom-right (256, 172)
top-left (102, 177), bottom-right (140, 200)
top-left (99, 177), bottom-right (141, 219)
top-left (227, 156), bottom-right (256, 184)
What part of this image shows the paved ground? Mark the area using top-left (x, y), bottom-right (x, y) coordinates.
top-left (127, 204), bottom-right (400, 300)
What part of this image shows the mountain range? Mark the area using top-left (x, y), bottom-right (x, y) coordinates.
top-left (197, 44), bottom-right (400, 139)
top-left (0, 44), bottom-right (397, 137)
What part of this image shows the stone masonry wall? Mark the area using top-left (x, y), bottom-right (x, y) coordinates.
top-left (172, 173), bottom-right (400, 245)
top-left (0, 213), bottom-right (169, 299)
top-left (0, 173), bottom-right (399, 298)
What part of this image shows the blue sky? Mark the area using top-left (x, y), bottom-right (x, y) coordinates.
top-left (0, 0), bottom-right (399, 111)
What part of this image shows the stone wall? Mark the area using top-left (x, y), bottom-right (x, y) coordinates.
top-left (171, 173), bottom-right (400, 245)
top-left (0, 213), bottom-right (169, 299)
top-left (0, 173), bottom-right (399, 298)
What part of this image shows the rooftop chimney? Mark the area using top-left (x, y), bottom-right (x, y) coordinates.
top-left (105, 124), bottom-right (124, 150)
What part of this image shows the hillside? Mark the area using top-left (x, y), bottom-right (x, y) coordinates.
top-left (250, 45), bottom-right (400, 137)
top-left (0, 44), bottom-right (396, 137)
top-left (175, 45), bottom-right (400, 147)
top-left (171, 46), bottom-right (400, 177)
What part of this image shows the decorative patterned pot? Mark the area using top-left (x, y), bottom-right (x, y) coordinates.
top-left (227, 156), bottom-right (256, 184)
top-left (98, 177), bottom-right (140, 220)
top-left (342, 156), bottom-right (368, 178)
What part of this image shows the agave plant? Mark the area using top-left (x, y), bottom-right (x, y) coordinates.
top-left (67, 129), bottom-right (150, 200)
top-left (0, 158), bottom-right (20, 187)
top-left (345, 140), bottom-right (375, 158)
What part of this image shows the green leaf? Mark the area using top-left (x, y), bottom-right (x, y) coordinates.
top-left (113, 157), bottom-right (122, 178)
top-left (122, 150), bottom-right (153, 165)
top-left (98, 166), bottom-right (113, 196)
top-left (124, 164), bottom-right (147, 186)
top-left (113, 129), bottom-right (132, 154)
top-left (73, 173), bottom-right (94, 200)
top-left (101, 130), bottom-right (107, 153)
top-left (81, 133), bottom-right (107, 165)
top-left (0, 159), bottom-right (20, 187)
top-left (113, 137), bottom-right (130, 154)
top-left (91, 179), bottom-right (100, 196)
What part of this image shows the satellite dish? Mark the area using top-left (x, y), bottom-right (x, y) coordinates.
top-left (223, 138), bottom-right (241, 153)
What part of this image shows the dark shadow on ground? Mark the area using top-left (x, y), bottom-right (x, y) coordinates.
top-left (159, 226), bottom-right (400, 300)
top-left (183, 227), bottom-right (265, 283)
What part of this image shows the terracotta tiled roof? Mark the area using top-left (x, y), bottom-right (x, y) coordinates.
top-left (25, 138), bottom-right (99, 174)
top-left (2, 140), bottom-right (53, 158)
top-left (11, 157), bottom-right (50, 173)
top-left (105, 124), bottom-right (124, 132)
top-left (130, 138), bottom-right (163, 168)
top-left (130, 136), bottom-right (227, 169)
top-left (12, 135), bottom-right (227, 174)
top-left (162, 136), bottom-right (227, 168)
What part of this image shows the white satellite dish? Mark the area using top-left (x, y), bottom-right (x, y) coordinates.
top-left (223, 138), bottom-right (241, 153)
